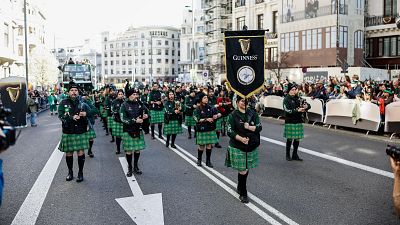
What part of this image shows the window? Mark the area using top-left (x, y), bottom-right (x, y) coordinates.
top-left (172, 50), bottom-right (175, 56)
top-left (285, 33), bottom-right (289, 52)
top-left (135, 50), bottom-right (138, 56)
top-left (141, 50), bottom-right (145, 55)
top-left (379, 38), bottom-right (383, 56)
top-left (134, 41), bottom-right (138, 47)
top-left (307, 30), bottom-right (311, 50)
top-left (165, 59), bottom-right (169, 63)
top-left (110, 52), bottom-right (114, 57)
top-left (157, 49), bottom-right (162, 55)
top-left (122, 43), bottom-right (125, 48)
top-left (122, 60), bottom-right (126, 65)
top-left (317, 29), bottom-right (322, 49)
top-left (354, 30), bottom-right (364, 49)
top-left (105, 61), bottom-right (108, 66)
top-left (141, 68), bottom-right (145, 75)
top-left (116, 51), bottom-right (120, 57)
top-left (384, 0), bottom-right (397, 17)
top-left (289, 33), bottom-right (294, 51)
top-left (398, 38), bottom-right (400, 56)
top-left (116, 60), bottom-right (120, 65)
top-left (356, 0), bottom-right (364, 14)
top-left (18, 44), bottom-right (23, 56)
top-left (280, 34), bottom-right (285, 52)
top-left (257, 14), bottom-right (264, 30)
top-left (111, 69), bottom-right (114, 74)
top-left (116, 43), bottom-right (119, 48)
top-left (128, 42), bottom-right (132, 47)
top-left (172, 68), bottom-right (175, 74)
top-left (165, 40), bottom-right (169, 45)
top-left (157, 59), bottom-right (162, 63)
top-left (18, 25), bottom-right (23, 36)
top-left (141, 59), bottom-right (145, 64)
top-left (311, 29), bottom-right (317, 49)
top-left (384, 37), bottom-right (390, 56)
top-left (197, 26), bottom-right (204, 33)
top-left (104, 45), bottom-right (107, 50)
top-left (391, 37), bottom-right (397, 56)
top-left (128, 60), bottom-right (132, 65)
top-left (272, 11), bottom-right (278, 34)
top-left (295, 32), bottom-right (299, 51)
top-left (172, 59), bottom-right (175, 64)
top-left (182, 28), bottom-right (186, 35)
top-left (331, 26), bottom-right (337, 48)
top-left (157, 40), bottom-right (162, 46)
top-left (128, 51), bottom-right (132, 56)
top-left (236, 17), bottom-right (245, 30)
top-left (157, 68), bottom-right (161, 74)
top-left (302, 31), bottom-right (306, 50)
top-left (110, 60), bottom-right (114, 66)
top-left (165, 49), bottom-right (169, 55)
top-left (122, 51), bottom-right (126, 56)
top-left (165, 68), bottom-right (169, 75)
top-left (4, 23), bottom-right (9, 47)
top-left (339, 26), bottom-right (348, 48)
top-left (149, 59), bottom-right (153, 64)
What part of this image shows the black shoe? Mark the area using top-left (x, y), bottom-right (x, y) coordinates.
top-left (171, 144), bottom-right (177, 149)
top-left (197, 159), bottom-right (202, 167)
top-left (116, 151), bottom-right (120, 155)
top-left (66, 170), bottom-right (73, 181)
top-left (126, 168), bottom-right (133, 177)
top-left (110, 139), bottom-right (115, 143)
top-left (188, 135), bottom-right (192, 139)
top-left (76, 172), bottom-right (83, 183)
top-left (239, 195), bottom-right (249, 204)
top-left (50, 113), bottom-right (53, 115)
top-left (88, 151), bottom-right (94, 158)
top-left (292, 155), bottom-right (303, 161)
top-left (151, 136), bottom-right (155, 140)
top-left (134, 167), bottom-right (142, 175)
top-left (215, 143), bottom-right (222, 148)
top-left (105, 133), bottom-right (109, 136)
top-left (286, 156), bottom-right (292, 161)
top-left (206, 161), bottom-right (214, 168)
top-left (158, 136), bottom-right (164, 140)
top-left (166, 142), bottom-right (169, 148)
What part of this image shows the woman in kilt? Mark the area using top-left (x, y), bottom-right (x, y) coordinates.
top-left (164, 91), bottom-right (183, 148)
top-left (111, 90), bottom-right (125, 154)
top-left (58, 82), bottom-right (91, 182)
top-left (193, 93), bottom-right (220, 168)
top-left (208, 89), bottom-right (222, 148)
top-left (148, 83), bottom-right (164, 139)
top-left (184, 88), bottom-right (197, 139)
top-left (100, 88), bottom-right (110, 135)
top-left (81, 93), bottom-right (99, 158)
top-left (283, 83), bottom-right (310, 161)
top-left (225, 95), bottom-right (262, 203)
top-left (106, 89), bottom-right (116, 142)
top-left (120, 87), bottom-right (149, 176)
top-left (217, 90), bottom-right (233, 136)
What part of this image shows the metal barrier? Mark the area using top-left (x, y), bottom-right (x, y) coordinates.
top-left (385, 102), bottom-right (400, 139)
top-left (260, 95), bottom-right (284, 118)
top-left (302, 97), bottom-right (324, 124)
top-left (324, 99), bottom-right (381, 132)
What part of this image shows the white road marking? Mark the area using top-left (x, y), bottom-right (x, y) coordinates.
top-left (155, 132), bottom-right (297, 225)
top-left (182, 125), bottom-right (394, 179)
top-left (11, 142), bottom-right (63, 225)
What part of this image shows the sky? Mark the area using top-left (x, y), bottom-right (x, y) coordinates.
top-left (37, 0), bottom-right (192, 49)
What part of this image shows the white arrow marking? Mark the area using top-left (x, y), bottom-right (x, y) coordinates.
top-left (115, 157), bottom-right (164, 225)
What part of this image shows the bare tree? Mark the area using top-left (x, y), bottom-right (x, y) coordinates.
top-left (266, 52), bottom-right (289, 83)
top-left (29, 47), bottom-right (59, 90)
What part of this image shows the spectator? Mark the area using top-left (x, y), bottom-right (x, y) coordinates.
top-left (27, 91), bottom-right (39, 127)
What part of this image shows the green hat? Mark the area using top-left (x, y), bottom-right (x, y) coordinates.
top-left (384, 89), bottom-right (393, 95)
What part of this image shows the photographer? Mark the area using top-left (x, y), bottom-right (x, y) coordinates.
top-left (27, 91), bottom-right (39, 127)
top-left (283, 83), bottom-right (311, 161)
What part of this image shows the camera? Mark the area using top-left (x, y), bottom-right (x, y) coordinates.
top-left (387, 145), bottom-right (400, 161)
top-left (0, 106), bottom-right (17, 151)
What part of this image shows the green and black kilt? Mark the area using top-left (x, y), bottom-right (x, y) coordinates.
top-left (196, 131), bottom-right (218, 145)
top-left (222, 116), bottom-right (228, 123)
top-left (111, 121), bottom-right (124, 137)
top-left (185, 115), bottom-right (196, 126)
top-left (107, 116), bottom-right (114, 130)
top-left (86, 128), bottom-right (96, 140)
top-left (59, 132), bottom-right (90, 152)
top-left (122, 131), bottom-right (146, 152)
top-left (100, 106), bottom-right (107, 118)
top-left (215, 118), bottom-right (222, 131)
top-left (150, 110), bottom-right (164, 124)
top-left (225, 146), bottom-right (259, 171)
top-left (163, 120), bottom-right (183, 135)
top-left (283, 123), bottom-right (304, 140)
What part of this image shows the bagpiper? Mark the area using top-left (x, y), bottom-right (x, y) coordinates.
top-left (208, 88), bottom-right (222, 148)
top-left (193, 92), bottom-right (220, 167)
top-left (217, 89), bottom-right (233, 136)
top-left (111, 89), bottom-right (125, 154)
top-left (283, 83), bottom-right (310, 161)
top-left (58, 82), bottom-right (90, 182)
top-left (225, 95), bottom-right (262, 203)
top-left (163, 90), bottom-right (183, 148)
top-left (81, 92), bottom-right (99, 158)
top-left (148, 83), bottom-right (164, 139)
top-left (184, 88), bottom-right (197, 139)
top-left (120, 85), bottom-right (149, 176)
top-left (139, 87), bottom-right (150, 134)
top-left (106, 88), bottom-right (116, 142)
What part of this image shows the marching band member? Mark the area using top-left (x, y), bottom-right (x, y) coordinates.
top-left (163, 91), bottom-right (183, 148)
top-left (148, 83), bottom-right (164, 139)
top-left (111, 89), bottom-right (125, 154)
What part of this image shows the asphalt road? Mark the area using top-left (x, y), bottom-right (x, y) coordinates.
top-left (0, 112), bottom-right (399, 225)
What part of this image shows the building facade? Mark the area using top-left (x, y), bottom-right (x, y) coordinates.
top-left (0, 0), bottom-right (47, 79)
top-left (365, 0), bottom-right (400, 70)
top-left (101, 26), bottom-right (180, 86)
top-left (179, 1), bottom-right (208, 84)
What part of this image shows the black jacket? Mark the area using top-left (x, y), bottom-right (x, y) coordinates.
top-left (283, 95), bottom-right (311, 124)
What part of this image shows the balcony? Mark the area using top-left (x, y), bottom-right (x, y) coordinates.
top-left (281, 4), bottom-right (348, 23)
top-left (366, 14), bottom-right (399, 27)
top-left (255, 0), bottom-right (264, 4)
top-left (235, 0), bottom-right (246, 8)
top-left (266, 32), bottom-right (278, 39)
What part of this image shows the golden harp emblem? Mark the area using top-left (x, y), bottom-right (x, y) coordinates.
top-left (238, 39), bottom-right (251, 55)
top-left (6, 82), bottom-right (22, 102)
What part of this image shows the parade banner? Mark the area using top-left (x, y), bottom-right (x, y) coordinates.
top-left (224, 30), bottom-right (265, 98)
top-left (0, 77), bottom-right (27, 127)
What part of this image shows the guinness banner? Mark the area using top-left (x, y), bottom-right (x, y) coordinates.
top-left (0, 77), bottom-right (27, 127)
top-left (224, 30), bottom-right (265, 98)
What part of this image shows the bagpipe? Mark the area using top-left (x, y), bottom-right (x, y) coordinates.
top-left (196, 106), bottom-right (218, 132)
top-left (165, 101), bottom-right (183, 124)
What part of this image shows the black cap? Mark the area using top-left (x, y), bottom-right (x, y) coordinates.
top-left (287, 82), bottom-right (298, 92)
top-left (68, 81), bottom-right (79, 91)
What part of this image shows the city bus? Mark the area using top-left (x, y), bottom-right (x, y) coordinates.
top-left (62, 63), bottom-right (94, 92)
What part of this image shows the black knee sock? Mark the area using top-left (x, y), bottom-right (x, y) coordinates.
top-left (126, 154), bottom-right (133, 169)
top-left (206, 148), bottom-right (212, 161)
top-left (158, 123), bottom-right (162, 136)
top-left (293, 140), bottom-right (300, 156)
top-left (151, 125), bottom-right (155, 137)
top-left (166, 135), bottom-right (170, 145)
top-left (286, 139), bottom-right (293, 157)
top-left (216, 132), bottom-right (220, 140)
top-left (188, 126), bottom-right (192, 136)
top-left (197, 149), bottom-right (203, 160)
top-left (89, 140), bottom-right (94, 152)
top-left (116, 137), bottom-right (122, 152)
top-left (171, 134), bottom-right (177, 145)
top-left (242, 171), bottom-right (248, 196)
top-left (134, 152), bottom-right (140, 168)
top-left (78, 155), bottom-right (85, 174)
top-left (66, 155), bottom-right (73, 171)
top-left (194, 127), bottom-right (197, 137)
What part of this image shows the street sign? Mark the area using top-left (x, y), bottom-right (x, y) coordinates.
top-left (202, 70), bottom-right (209, 78)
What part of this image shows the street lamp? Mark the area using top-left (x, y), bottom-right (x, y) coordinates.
top-left (23, 0), bottom-right (29, 86)
top-left (186, 0), bottom-right (196, 84)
